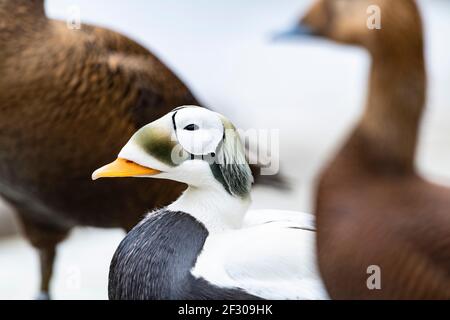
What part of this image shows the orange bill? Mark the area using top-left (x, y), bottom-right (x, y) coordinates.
top-left (92, 158), bottom-right (160, 180)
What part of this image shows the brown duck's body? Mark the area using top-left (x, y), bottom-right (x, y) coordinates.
top-left (0, 1), bottom-right (196, 297)
top-left (298, 0), bottom-right (450, 299)
top-left (317, 136), bottom-right (450, 299)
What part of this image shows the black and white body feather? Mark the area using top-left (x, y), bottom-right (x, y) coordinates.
top-left (109, 210), bottom-right (261, 300)
top-left (109, 208), bottom-right (326, 300)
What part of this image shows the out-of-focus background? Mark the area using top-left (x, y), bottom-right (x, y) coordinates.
top-left (0, 0), bottom-right (449, 299)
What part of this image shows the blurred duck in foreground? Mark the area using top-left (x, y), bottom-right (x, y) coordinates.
top-left (278, 0), bottom-right (450, 299)
top-left (93, 106), bottom-right (328, 300)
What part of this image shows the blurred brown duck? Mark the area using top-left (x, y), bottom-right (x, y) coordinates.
top-left (278, 0), bottom-right (450, 299)
top-left (0, 0), bottom-right (282, 299)
top-left (0, 0), bottom-right (199, 299)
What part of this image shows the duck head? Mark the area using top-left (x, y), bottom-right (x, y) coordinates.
top-left (92, 106), bottom-right (253, 198)
top-left (276, 0), bottom-right (423, 55)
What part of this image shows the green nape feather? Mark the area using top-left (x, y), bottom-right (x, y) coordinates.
top-left (213, 117), bottom-right (253, 198)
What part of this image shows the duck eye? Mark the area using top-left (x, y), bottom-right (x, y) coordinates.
top-left (183, 124), bottom-right (199, 131)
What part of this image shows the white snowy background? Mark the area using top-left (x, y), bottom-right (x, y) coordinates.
top-left (0, 0), bottom-right (449, 299)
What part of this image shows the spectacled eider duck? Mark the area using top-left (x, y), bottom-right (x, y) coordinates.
top-left (93, 106), bottom-right (327, 300)
top-left (277, 0), bottom-right (450, 299)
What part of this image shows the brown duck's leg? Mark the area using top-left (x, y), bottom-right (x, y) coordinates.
top-left (15, 212), bottom-right (69, 300)
top-left (37, 246), bottom-right (56, 300)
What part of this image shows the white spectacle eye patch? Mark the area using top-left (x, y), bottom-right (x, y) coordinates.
top-left (174, 108), bottom-right (224, 156)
